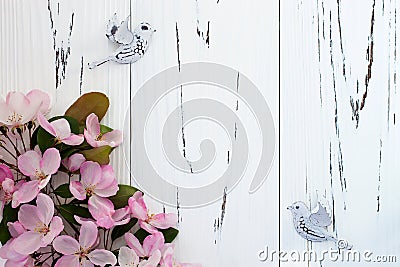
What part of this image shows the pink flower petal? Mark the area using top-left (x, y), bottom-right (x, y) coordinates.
top-left (97, 165), bottom-right (116, 188)
top-left (87, 249), bottom-right (117, 267)
top-left (2, 178), bottom-right (14, 193)
top-left (143, 232), bottom-right (165, 256)
top-left (12, 231), bottom-right (42, 255)
top-left (95, 179), bottom-right (118, 198)
top-left (40, 148), bottom-right (61, 175)
top-left (150, 213), bottom-right (178, 229)
top-left (7, 221), bottom-right (26, 238)
top-left (144, 250), bottom-right (161, 267)
top-left (85, 113), bottom-right (101, 137)
top-left (11, 181), bottom-right (40, 208)
top-left (139, 221), bottom-right (159, 235)
top-left (62, 154), bottom-right (86, 172)
top-left (0, 164), bottom-right (13, 182)
top-left (6, 92), bottom-right (40, 125)
top-left (62, 134), bottom-right (84, 146)
top-left (0, 239), bottom-right (27, 262)
top-left (17, 150), bottom-right (41, 177)
top-left (128, 192), bottom-right (148, 221)
top-left (112, 207), bottom-right (130, 222)
top-left (26, 90), bottom-right (51, 115)
top-left (101, 130), bottom-right (123, 148)
top-left (74, 215), bottom-right (95, 225)
top-left (125, 233), bottom-right (146, 257)
top-left (37, 175), bottom-right (51, 189)
top-left (37, 113), bottom-right (57, 137)
top-left (118, 247), bottom-right (139, 267)
top-left (79, 221), bottom-right (98, 249)
top-left (80, 161), bottom-right (102, 187)
top-left (84, 129), bottom-right (100, 148)
top-left (0, 99), bottom-right (12, 125)
top-left (51, 119), bottom-right (72, 140)
top-left (81, 259), bottom-right (94, 267)
top-left (53, 236), bottom-right (80, 255)
top-left (42, 216), bottom-right (63, 246)
top-left (88, 196), bottom-right (115, 229)
top-left (36, 193), bottom-right (54, 225)
top-left (69, 181), bottom-right (86, 200)
top-left (54, 255), bottom-right (80, 267)
top-left (18, 204), bottom-right (41, 230)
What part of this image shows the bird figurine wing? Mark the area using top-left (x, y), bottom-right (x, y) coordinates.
top-left (309, 202), bottom-right (332, 227)
top-left (106, 14), bottom-right (134, 45)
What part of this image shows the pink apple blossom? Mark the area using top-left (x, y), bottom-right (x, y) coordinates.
top-left (118, 246), bottom-right (161, 267)
top-left (12, 193), bottom-right (64, 255)
top-left (0, 91), bottom-right (43, 127)
top-left (61, 153), bottom-right (86, 172)
top-left (74, 197), bottom-right (130, 229)
top-left (160, 245), bottom-right (201, 267)
top-left (128, 192), bottom-right (177, 234)
top-left (0, 179), bottom-right (40, 223)
top-left (70, 161), bottom-right (119, 228)
top-left (88, 196), bottom-right (130, 229)
top-left (84, 113), bottom-right (123, 148)
top-left (53, 221), bottom-right (117, 267)
top-left (37, 113), bottom-right (84, 146)
top-left (70, 161), bottom-right (118, 200)
top-left (125, 232), bottom-right (164, 260)
top-left (18, 148), bottom-right (61, 189)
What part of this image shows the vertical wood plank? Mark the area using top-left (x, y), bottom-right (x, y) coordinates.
top-left (281, 0), bottom-right (400, 266)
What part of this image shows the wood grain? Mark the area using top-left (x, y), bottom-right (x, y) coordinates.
top-left (4, 0), bottom-right (399, 267)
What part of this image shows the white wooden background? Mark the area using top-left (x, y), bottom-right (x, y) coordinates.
top-left (1, 0), bottom-right (399, 267)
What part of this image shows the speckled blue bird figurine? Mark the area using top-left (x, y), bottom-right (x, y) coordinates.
top-left (287, 201), bottom-right (352, 250)
top-left (89, 14), bottom-right (156, 69)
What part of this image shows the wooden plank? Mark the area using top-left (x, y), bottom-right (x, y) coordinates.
top-left (281, 0), bottom-right (400, 266)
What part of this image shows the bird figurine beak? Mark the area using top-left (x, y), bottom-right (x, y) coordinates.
top-left (287, 206), bottom-right (293, 210)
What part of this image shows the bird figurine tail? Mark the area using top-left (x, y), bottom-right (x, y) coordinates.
top-left (88, 57), bottom-right (113, 69)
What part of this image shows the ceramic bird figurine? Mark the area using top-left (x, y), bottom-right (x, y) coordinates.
top-left (287, 201), bottom-right (352, 250)
top-left (89, 14), bottom-right (156, 69)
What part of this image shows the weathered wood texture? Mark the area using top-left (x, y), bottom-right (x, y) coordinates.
top-left (0, 1), bottom-right (278, 267)
top-left (281, 0), bottom-right (400, 266)
top-left (1, 0), bottom-right (399, 267)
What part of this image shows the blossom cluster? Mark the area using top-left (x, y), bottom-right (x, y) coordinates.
top-left (0, 90), bottom-right (200, 267)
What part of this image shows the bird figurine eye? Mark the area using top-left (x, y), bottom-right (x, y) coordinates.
top-left (295, 205), bottom-right (299, 209)
top-left (141, 25), bottom-right (149, 31)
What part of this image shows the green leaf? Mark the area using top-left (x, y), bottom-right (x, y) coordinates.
top-left (81, 146), bottom-right (112, 165)
top-left (109, 185), bottom-right (139, 209)
top-left (111, 218), bottom-right (138, 241)
top-left (57, 204), bottom-right (91, 225)
top-left (65, 92), bottom-right (110, 125)
top-left (134, 228), bottom-right (150, 243)
top-left (54, 184), bottom-right (73, 198)
top-left (100, 124), bottom-right (113, 134)
top-left (161, 227), bottom-right (179, 243)
top-left (0, 204), bottom-right (18, 245)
